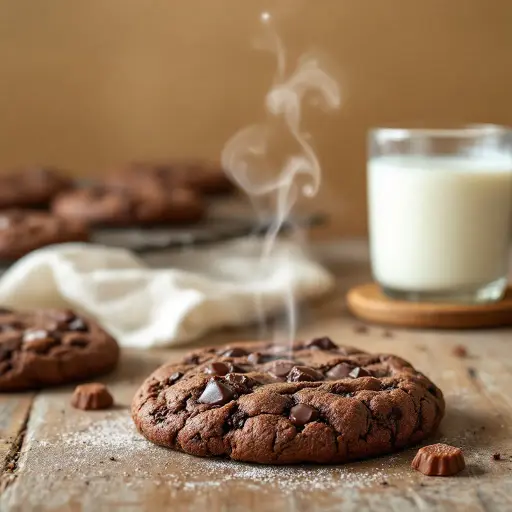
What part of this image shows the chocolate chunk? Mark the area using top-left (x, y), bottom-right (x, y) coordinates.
top-left (71, 382), bottom-right (114, 410)
top-left (287, 366), bottom-right (323, 382)
top-left (54, 309), bottom-right (76, 322)
top-left (269, 360), bottom-right (295, 378)
top-left (452, 345), bottom-right (468, 358)
top-left (306, 337), bottom-right (337, 350)
top-left (411, 443), bottom-right (465, 476)
top-left (22, 329), bottom-right (57, 353)
top-left (68, 317), bottom-right (88, 332)
top-left (167, 372), bottom-right (182, 384)
top-left (349, 367), bottom-right (371, 378)
top-left (0, 361), bottom-right (12, 374)
top-left (224, 373), bottom-right (254, 393)
top-left (63, 335), bottom-right (89, 348)
top-left (221, 347), bottom-right (249, 358)
top-left (492, 452), bottom-right (501, 461)
top-left (289, 404), bottom-right (319, 426)
top-left (205, 362), bottom-right (231, 376)
top-left (198, 379), bottom-right (235, 405)
top-left (247, 352), bottom-right (261, 364)
top-left (326, 363), bottom-right (354, 380)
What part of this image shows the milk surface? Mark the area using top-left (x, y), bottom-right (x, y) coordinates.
top-left (368, 155), bottom-right (512, 291)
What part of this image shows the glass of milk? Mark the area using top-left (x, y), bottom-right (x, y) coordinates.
top-left (368, 125), bottom-right (512, 303)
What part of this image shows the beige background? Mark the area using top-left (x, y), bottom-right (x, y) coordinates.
top-left (0, 0), bottom-right (511, 237)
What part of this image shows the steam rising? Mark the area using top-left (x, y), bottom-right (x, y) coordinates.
top-left (221, 11), bottom-right (341, 342)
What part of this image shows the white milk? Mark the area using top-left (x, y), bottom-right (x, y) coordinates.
top-left (368, 155), bottom-right (512, 292)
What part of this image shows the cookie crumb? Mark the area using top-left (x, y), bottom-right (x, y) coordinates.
top-left (492, 452), bottom-right (501, 461)
top-left (452, 345), bottom-right (468, 358)
top-left (467, 367), bottom-right (478, 380)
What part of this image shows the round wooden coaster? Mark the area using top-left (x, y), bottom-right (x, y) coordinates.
top-left (347, 283), bottom-right (512, 329)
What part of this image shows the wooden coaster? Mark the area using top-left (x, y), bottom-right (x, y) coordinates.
top-left (347, 283), bottom-right (512, 329)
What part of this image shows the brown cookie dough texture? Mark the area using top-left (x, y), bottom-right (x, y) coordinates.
top-left (0, 210), bottom-right (89, 260)
top-left (52, 186), bottom-right (205, 227)
top-left (71, 383), bottom-right (114, 410)
top-left (106, 160), bottom-right (233, 196)
top-left (132, 338), bottom-right (445, 464)
top-left (0, 308), bottom-right (120, 391)
top-left (0, 167), bottom-right (73, 208)
top-left (411, 443), bottom-right (465, 476)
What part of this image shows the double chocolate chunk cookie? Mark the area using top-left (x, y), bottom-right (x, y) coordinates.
top-left (52, 186), bottom-right (205, 227)
top-left (132, 339), bottom-right (445, 464)
top-left (0, 309), bottom-right (119, 391)
top-left (106, 160), bottom-right (233, 196)
top-left (0, 167), bottom-right (73, 208)
top-left (0, 210), bottom-right (89, 260)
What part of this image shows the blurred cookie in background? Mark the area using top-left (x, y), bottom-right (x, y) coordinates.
top-left (0, 209), bottom-right (89, 260)
top-left (0, 167), bottom-right (73, 209)
top-left (105, 160), bottom-right (234, 196)
top-left (52, 186), bottom-right (206, 227)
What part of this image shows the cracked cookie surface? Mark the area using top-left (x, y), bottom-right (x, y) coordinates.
top-left (0, 308), bottom-right (119, 391)
top-left (132, 339), bottom-right (445, 464)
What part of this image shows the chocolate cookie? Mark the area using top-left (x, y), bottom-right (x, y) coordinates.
top-left (0, 209), bottom-right (89, 260)
top-left (106, 160), bottom-right (233, 196)
top-left (52, 186), bottom-right (205, 227)
top-left (0, 167), bottom-right (73, 208)
top-left (0, 309), bottom-right (120, 391)
top-left (132, 339), bottom-right (445, 464)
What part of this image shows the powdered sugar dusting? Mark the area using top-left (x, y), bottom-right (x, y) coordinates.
top-left (36, 413), bottom-right (409, 493)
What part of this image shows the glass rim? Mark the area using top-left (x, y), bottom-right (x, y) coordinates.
top-left (369, 123), bottom-right (510, 140)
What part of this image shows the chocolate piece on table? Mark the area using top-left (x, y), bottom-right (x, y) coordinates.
top-left (289, 404), bottom-right (319, 426)
top-left (71, 383), bottom-right (114, 410)
top-left (411, 443), bottom-right (466, 476)
top-left (198, 379), bottom-right (235, 406)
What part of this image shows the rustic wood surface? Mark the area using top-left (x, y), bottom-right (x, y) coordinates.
top-left (0, 240), bottom-right (511, 511)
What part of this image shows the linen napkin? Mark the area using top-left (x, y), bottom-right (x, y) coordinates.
top-left (0, 239), bottom-right (334, 348)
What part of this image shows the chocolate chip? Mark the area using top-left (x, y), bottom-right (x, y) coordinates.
top-left (289, 404), bottom-right (319, 426)
top-left (287, 366), bottom-right (323, 382)
top-left (0, 361), bottom-right (12, 374)
top-left (65, 337), bottom-right (89, 348)
top-left (326, 363), bottom-right (354, 380)
top-left (198, 379), bottom-right (235, 405)
top-left (184, 354), bottom-right (200, 364)
top-left (349, 367), bottom-right (371, 378)
top-left (247, 353), bottom-right (261, 364)
top-left (68, 317), bottom-right (88, 332)
top-left (224, 373), bottom-right (254, 393)
top-left (221, 348), bottom-right (248, 358)
top-left (167, 372), bottom-right (182, 384)
top-left (228, 363), bottom-right (246, 374)
top-left (269, 360), bottom-right (295, 378)
top-left (306, 337), bottom-right (337, 350)
top-left (205, 362), bottom-right (231, 376)
top-left (492, 452), bottom-right (501, 461)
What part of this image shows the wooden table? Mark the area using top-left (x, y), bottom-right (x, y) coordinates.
top-left (0, 240), bottom-right (511, 511)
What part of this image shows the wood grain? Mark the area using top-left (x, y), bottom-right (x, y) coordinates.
top-left (0, 240), bottom-right (512, 511)
top-left (347, 283), bottom-right (512, 329)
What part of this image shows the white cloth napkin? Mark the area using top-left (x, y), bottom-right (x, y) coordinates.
top-left (0, 240), bottom-right (334, 348)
